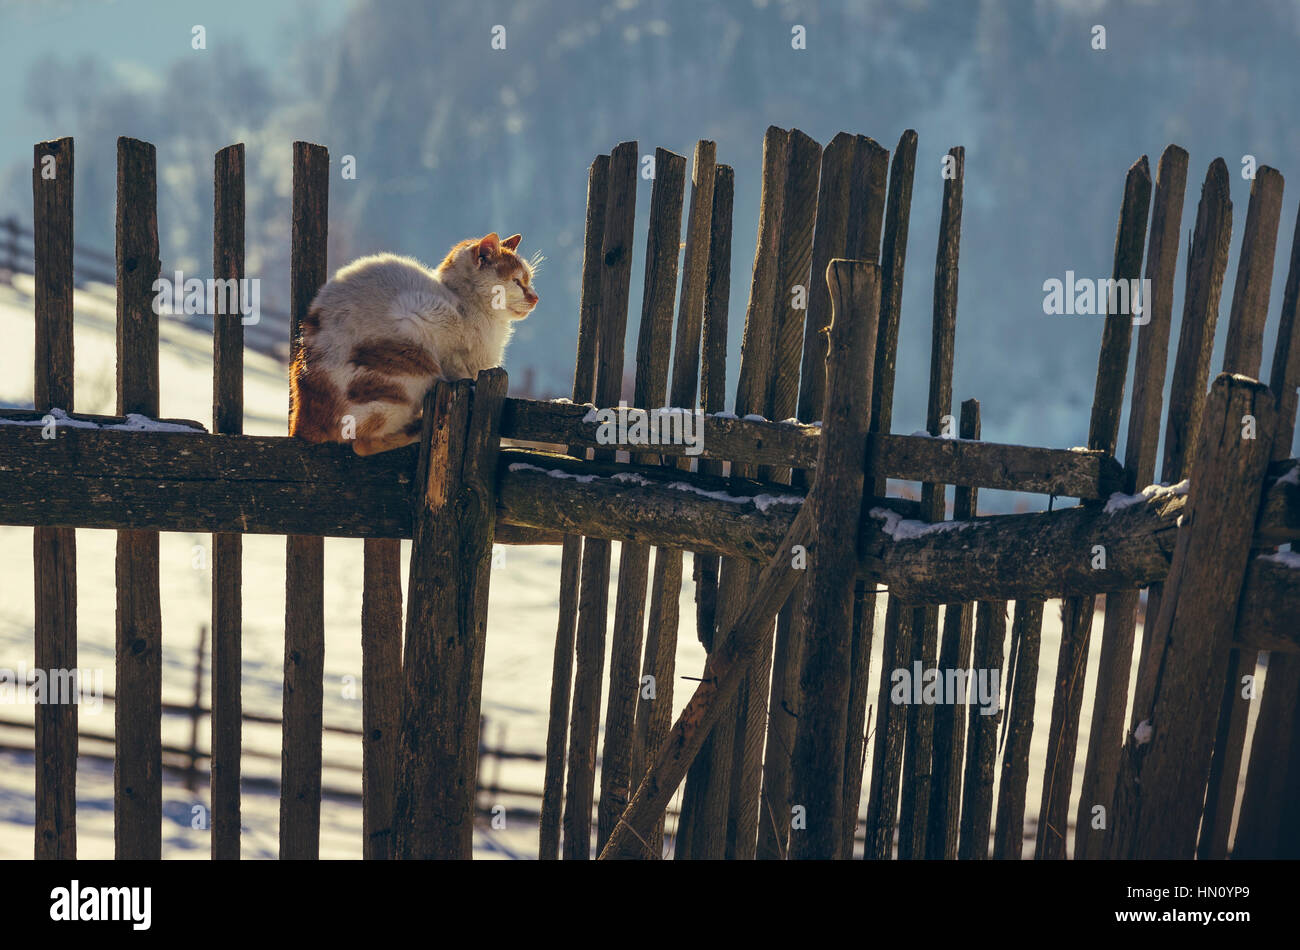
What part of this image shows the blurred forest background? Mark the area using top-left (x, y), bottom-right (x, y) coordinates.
top-left (2, 0), bottom-right (1297, 462)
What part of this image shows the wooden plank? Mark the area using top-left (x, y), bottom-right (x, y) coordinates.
top-left (788, 260), bottom-right (880, 859)
top-left (539, 153), bottom-right (608, 860)
top-left (1109, 375), bottom-right (1276, 858)
top-left (754, 132), bottom-right (854, 862)
top-left (501, 399), bottom-right (1122, 498)
top-left (114, 136), bottom-right (163, 860)
top-left (1199, 165), bottom-right (1285, 859)
top-left (727, 129), bottom-right (821, 859)
top-left (899, 146), bottom-right (964, 860)
top-left (1074, 144), bottom-right (1188, 860)
top-left (1036, 155), bottom-right (1150, 860)
top-left (926, 398), bottom-right (980, 859)
top-left (392, 370), bottom-right (508, 858)
top-left (957, 599), bottom-right (1006, 859)
top-left (600, 271), bottom-right (881, 861)
top-left (861, 131), bottom-right (919, 862)
top-left (991, 600), bottom-right (1043, 858)
top-left (32, 136), bottom-right (77, 860)
top-left (360, 538), bottom-right (401, 860)
top-left (211, 142), bottom-right (245, 861)
top-left (596, 146), bottom-right (686, 853)
top-left (1234, 196), bottom-right (1300, 858)
top-left (280, 141), bottom-right (328, 860)
top-left (678, 128), bottom-right (787, 859)
top-left (563, 140), bottom-right (637, 859)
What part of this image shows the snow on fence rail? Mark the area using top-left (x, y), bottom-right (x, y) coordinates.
top-left (5, 131), bottom-right (1299, 862)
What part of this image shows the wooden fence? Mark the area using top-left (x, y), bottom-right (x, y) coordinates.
top-left (2, 132), bottom-right (1298, 860)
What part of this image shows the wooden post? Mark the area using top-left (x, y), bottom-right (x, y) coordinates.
top-left (114, 136), bottom-right (163, 860)
top-left (788, 260), bottom-right (880, 859)
top-left (280, 141), bottom-right (328, 859)
top-left (210, 142), bottom-right (245, 860)
top-left (1234, 198), bottom-right (1300, 858)
top-left (1110, 374), bottom-right (1276, 858)
top-left (992, 601), bottom-right (1044, 858)
top-left (595, 145), bottom-right (687, 852)
top-left (1036, 155), bottom-right (1150, 860)
top-left (601, 260), bottom-right (881, 860)
top-left (539, 154), bottom-right (608, 860)
top-left (32, 136), bottom-right (77, 860)
top-left (927, 398), bottom-right (980, 859)
top-left (563, 140), bottom-right (637, 859)
top-left (1074, 145), bottom-right (1188, 860)
top-left (392, 369), bottom-right (508, 859)
top-left (861, 130), bottom-right (919, 861)
top-left (898, 145), bottom-right (964, 860)
top-left (1198, 166), bottom-right (1284, 858)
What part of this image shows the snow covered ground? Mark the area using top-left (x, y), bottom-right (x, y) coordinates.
top-left (0, 274), bottom-right (1263, 859)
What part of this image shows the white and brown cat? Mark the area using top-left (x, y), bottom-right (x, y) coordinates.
top-left (289, 232), bottom-right (539, 455)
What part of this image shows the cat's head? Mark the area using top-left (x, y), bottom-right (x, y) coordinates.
top-left (439, 232), bottom-right (540, 320)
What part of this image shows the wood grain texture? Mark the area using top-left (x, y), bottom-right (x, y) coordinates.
top-left (788, 260), bottom-right (880, 859)
top-left (211, 142), bottom-right (245, 860)
top-left (32, 136), bottom-right (77, 861)
top-left (539, 153), bottom-right (608, 860)
top-left (280, 141), bottom-right (328, 860)
top-left (392, 370), bottom-right (507, 859)
top-left (114, 136), bottom-right (162, 860)
top-left (1110, 375), bottom-right (1275, 858)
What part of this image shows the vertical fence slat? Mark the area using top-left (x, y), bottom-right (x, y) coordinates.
top-left (838, 137), bottom-right (892, 858)
top-left (280, 141), bottom-right (329, 860)
top-left (1199, 166), bottom-right (1285, 858)
top-left (991, 600), bottom-right (1043, 858)
top-left (898, 145), bottom-right (964, 860)
top-left (392, 369), bottom-right (508, 858)
top-left (726, 129), bottom-right (821, 858)
top-left (360, 539), bottom-right (401, 859)
top-left (788, 260), bottom-right (881, 859)
top-left (957, 597), bottom-right (1006, 859)
top-left (562, 140), bottom-right (637, 859)
top-left (1074, 144), bottom-right (1188, 860)
top-left (1130, 158), bottom-right (1232, 722)
top-left (596, 146), bottom-right (687, 853)
top-left (1111, 375), bottom-right (1276, 858)
top-left (928, 398), bottom-right (980, 859)
top-left (1234, 197), bottom-right (1300, 859)
top-left (754, 131), bottom-right (853, 860)
top-left (539, 153), bottom-right (609, 860)
top-left (1035, 155), bottom-right (1151, 860)
top-left (32, 136), bottom-right (77, 860)
top-left (862, 130), bottom-right (919, 861)
top-left (114, 136), bottom-right (162, 860)
top-left (211, 143), bottom-right (245, 860)
top-left (677, 128), bottom-right (788, 859)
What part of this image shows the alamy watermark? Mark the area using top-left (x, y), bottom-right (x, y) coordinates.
top-left (152, 271), bottom-right (261, 325)
top-left (1042, 271), bottom-right (1150, 325)
top-left (589, 402), bottom-right (704, 456)
top-left (0, 664), bottom-right (103, 712)
top-left (890, 661), bottom-right (1001, 717)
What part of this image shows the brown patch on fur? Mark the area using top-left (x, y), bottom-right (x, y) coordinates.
top-left (289, 350), bottom-right (346, 443)
top-left (349, 339), bottom-right (438, 377)
top-left (346, 371), bottom-right (408, 405)
top-left (302, 306), bottom-right (322, 331)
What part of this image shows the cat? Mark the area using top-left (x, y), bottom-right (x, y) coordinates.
top-left (289, 232), bottom-right (539, 456)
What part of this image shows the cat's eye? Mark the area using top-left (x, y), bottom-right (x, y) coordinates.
top-left (514, 277), bottom-right (525, 289)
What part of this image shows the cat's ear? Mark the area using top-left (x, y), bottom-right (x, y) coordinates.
top-left (502, 233), bottom-right (522, 251)
top-left (476, 232), bottom-right (501, 266)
